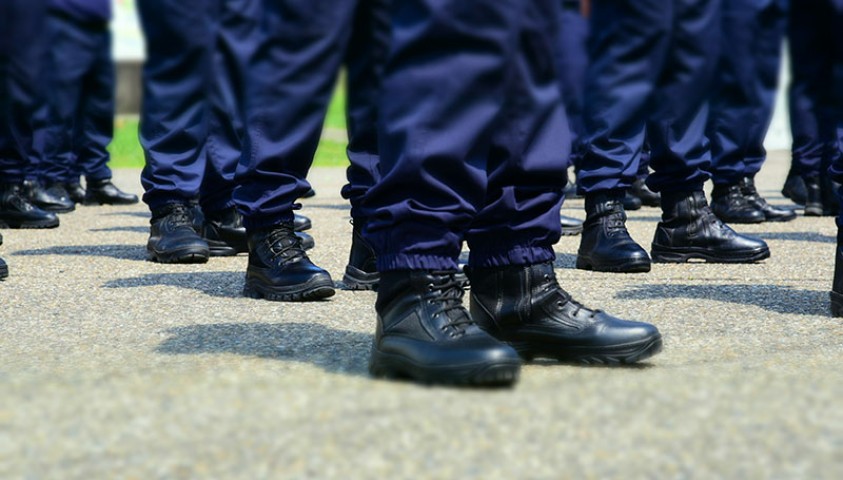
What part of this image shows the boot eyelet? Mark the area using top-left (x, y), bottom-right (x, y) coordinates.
top-left (556, 301), bottom-right (564, 309)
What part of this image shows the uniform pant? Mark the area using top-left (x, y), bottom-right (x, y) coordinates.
top-left (233, 0), bottom-right (388, 230)
top-left (41, 13), bottom-right (115, 185)
top-left (790, 0), bottom-right (843, 182)
top-left (555, 0), bottom-right (588, 170)
top-left (137, 0), bottom-right (246, 214)
top-left (707, 0), bottom-right (787, 185)
top-left (577, 0), bottom-right (720, 194)
top-left (0, 0), bottom-right (48, 184)
top-left (338, 0), bottom-right (390, 224)
top-left (361, 0), bottom-right (568, 271)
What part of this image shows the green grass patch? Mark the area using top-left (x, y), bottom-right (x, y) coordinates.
top-left (108, 83), bottom-right (349, 169)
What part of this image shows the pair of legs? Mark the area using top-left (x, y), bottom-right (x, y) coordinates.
top-left (706, 0), bottom-right (794, 224)
top-left (137, 0), bottom-right (313, 264)
top-left (361, 0), bottom-right (662, 385)
top-left (0, 0), bottom-right (60, 231)
top-left (787, 0), bottom-right (843, 217)
top-left (38, 11), bottom-right (137, 209)
top-left (232, 0), bottom-right (388, 300)
top-left (574, 0), bottom-right (770, 274)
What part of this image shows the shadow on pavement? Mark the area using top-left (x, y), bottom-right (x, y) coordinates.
top-left (89, 226), bottom-right (149, 233)
top-left (617, 283), bottom-right (828, 316)
top-left (156, 322), bottom-right (371, 377)
top-left (13, 244), bottom-right (146, 261)
top-left (755, 231), bottom-right (835, 244)
top-left (104, 271), bottom-right (243, 298)
top-left (102, 211), bottom-right (149, 218)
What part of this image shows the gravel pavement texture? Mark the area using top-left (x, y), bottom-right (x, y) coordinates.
top-left (1, 153), bottom-right (841, 478)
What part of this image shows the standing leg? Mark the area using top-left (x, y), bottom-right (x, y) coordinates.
top-left (0, 0), bottom-right (60, 229)
top-left (575, 0), bottom-right (672, 273)
top-left (137, 0), bottom-right (213, 263)
top-left (340, 0), bottom-right (391, 290)
top-left (235, 0), bottom-right (358, 301)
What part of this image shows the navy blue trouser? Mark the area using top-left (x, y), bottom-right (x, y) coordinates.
top-left (339, 0), bottom-right (390, 224)
top-left (707, 0), bottom-right (787, 185)
top-left (555, 0), bottom-right (588, 170)
top-left (790, 0), bottom-right (843, 182)
top-left (577, 0), bottom-right (720, 195)
top-left (41, 13), bottom-right (115, 185)
top-left (234, 0), bottom-right (388, 230)
top-left (361, 0), bottom-right (568, 271)
top-left (0, 0), bottom-right (48, 184)
top-left (137, 0), bottom-right (248, 214)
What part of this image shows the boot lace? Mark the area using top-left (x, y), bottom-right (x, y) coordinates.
top-left (542, 272), bottom-right (596, 320)
top-left (264, 225), bottom-right (306, 262)
top-left (427, 271), bottom-right (474, 335)
top-left (163, 204), bottom-right (194, 229)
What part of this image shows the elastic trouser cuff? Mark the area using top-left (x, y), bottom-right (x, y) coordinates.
top-left (468, 245), bottom-right (555, 269)
top-left (376, 253), bottom-right (460, 272)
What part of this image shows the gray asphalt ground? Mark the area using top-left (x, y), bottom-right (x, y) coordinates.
top-left (1, 151), bottom-right (842, 479)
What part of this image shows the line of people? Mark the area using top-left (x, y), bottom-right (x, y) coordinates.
top-left (0, 0), bottom-right (138, 277)
top-left (3, 0), bottom-right (843, 388)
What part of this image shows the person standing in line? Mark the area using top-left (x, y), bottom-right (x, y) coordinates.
top-left (0, 0), bottom-right (61, 230)
top-left (705, 0), bottom-right (795, 225)
top-left (788, 0), bottom-right (842, 218)
top-left (803, 0), bottom-right (843, 315)
top-left (136, 0), bottom-right (312, 264)
top-left (574, 0), bottom-right (770, 274)
top-left (40, 0), bottom-right (139, 209)
top-left (232, 0), bottom-right (392, 300)
top-left (362, 0), bottom-right (663, 385)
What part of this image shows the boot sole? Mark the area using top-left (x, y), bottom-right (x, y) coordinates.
top-left (0, 218), bottom-right (60, 229)
top-left (369, 348), bottom-right (520, 387)
top-left (508, 334), bottom-right (663, 365)
top-left (83, 198), bottom-right (140, 206)
top-left (650, 245), bottom-right (770, 264)
top-left (831, 291), bottom-right (843, 317)
top-left (575, 255), bottom-right (651, 273)
top-left (0, 262), bottom-right (7, 280)
top-left (243, 276), bottom-right (335, 302)
top-left (147, 246), bottom-right (210, 264)
top-left (342, 265), bottom-right (379, 291)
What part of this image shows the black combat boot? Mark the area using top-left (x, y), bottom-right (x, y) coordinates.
top-left (202, 207), bottom-right (248, 256)
top-left (576, 191), bottom-right (651, 273)
top-left (0, 183), bottom-right (60, 228)
top-left (343, 220), bottom-right (379, 290)
top-left (832, 226), bottom-right (843, 317)
top-left (651, 190), bottom-right (770, 263)
top-left (147, 203), bottom-right (210, 263)
top-left (560, 214), bottom-right (583, 236)
top-left (621, 189), bottom-right (642, 211)
top-left (467, 262), bottom-right (662, 364)
top-left (631, 177), bottom-right (660, 207)
top-left (782, 168), bottom-right (807, 205)
top-left (821, 176), bottom-right (840, 217)
top-left (293, 213), bottom-right (312, 232)
top-left (84, 178), bottom-right (139, 205)
top-left (64, 182), bottom-right (86, 204)
top-left (22, 179), bottom-right (75, 213)
top-left (740, 177), bottom-right (796, 222)
top-left (803, 176), bottom-right (824, 216)
top-left (710, 183), bottom-right (764, 223)
top-left (244, 223), bottom-right (334, 301)
top-left (370, 270), bottom-right (521, 385)
top-left (0, 232), bottom-right (7, 280)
